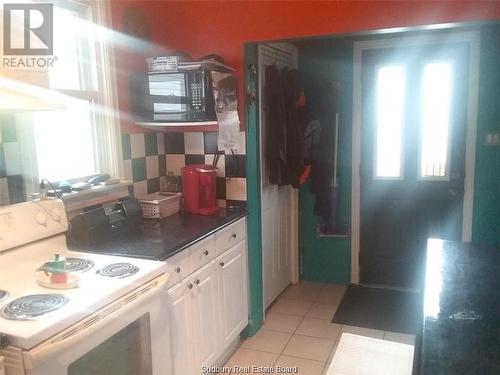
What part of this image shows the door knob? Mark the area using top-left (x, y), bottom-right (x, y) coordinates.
top-left (231, 233), bottom-right (237, 239)
top-left (176, 267), bottom-right (181, 273)
top-left (204, 250), bottom-right (209, 256)
top-left (219, 261), bottom-right (225, 267)
top-left (195, 279), bottom-right (200, 285)
top-left (187, 283), bottom-right (193, 290)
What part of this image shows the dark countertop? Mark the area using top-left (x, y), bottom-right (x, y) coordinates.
top-left (71, 208), bottom-right (247, 261)
top-left (417, 239), bottom-right (500, 374)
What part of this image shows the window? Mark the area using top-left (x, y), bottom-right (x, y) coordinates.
top-left (374, 65), bottom-right (405, 179)
top-left (23, 0), bottom-right (121, 191)
top-left (32, 100), bottom-right (96, 181)
top-left (419, 62), bottom-right (453, 179)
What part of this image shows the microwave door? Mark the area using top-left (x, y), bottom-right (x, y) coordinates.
top-left (150, 73), bottom-right (189, 120)
top-left (25, 274), bottom-right (171, 375)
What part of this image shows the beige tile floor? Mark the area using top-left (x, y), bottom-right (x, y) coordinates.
top-left (225, 282), bottom-right (416, 375)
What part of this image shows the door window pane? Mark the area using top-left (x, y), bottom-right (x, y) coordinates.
top-left (419, 62), bottom-right (452, 178)
top-left (375, 65), bottom-right (405, 178)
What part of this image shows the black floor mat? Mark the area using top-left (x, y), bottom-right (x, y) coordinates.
top-left (332, 284), bottom-right (422, 334)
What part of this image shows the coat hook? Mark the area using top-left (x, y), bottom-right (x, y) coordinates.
top-left (247, 64), bottom-right (257, 104)
top-left (248, 64), bottom-right (257, 75)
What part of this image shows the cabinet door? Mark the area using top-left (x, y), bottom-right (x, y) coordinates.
top-left (191, 261), bottom-right (219, 371)
top-left (168, 279), bottom-right (196, 375)
top-left (216, 240), bottom-right (249, 347)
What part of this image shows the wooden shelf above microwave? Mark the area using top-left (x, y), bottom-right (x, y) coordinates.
top-left (136, 121), bottom-right (218, 132)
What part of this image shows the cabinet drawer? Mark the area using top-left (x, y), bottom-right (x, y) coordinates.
top-left (165, 249), bottom-right (191, 287)
top-left (215, 218), bottom-right (246, 256)
top-left (190, 235), bottom-right (216, 272)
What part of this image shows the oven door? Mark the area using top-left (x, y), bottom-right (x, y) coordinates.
top-left (24, 274), bottom-right (171, 375)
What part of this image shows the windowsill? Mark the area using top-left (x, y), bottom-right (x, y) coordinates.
top-left (62, 180), bottom-right (132, 214)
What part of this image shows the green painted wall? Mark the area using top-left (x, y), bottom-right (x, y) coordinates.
top-left (243, 44), bottom-right (264, 337)
top-left (297, 38), bottom-right (354, 284)
top-left (297, 24), bottom-right (500, 284)
top-left (471, 24), bottom-right (500, 245)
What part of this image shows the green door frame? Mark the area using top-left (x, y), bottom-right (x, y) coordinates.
top-left (243, 42), bottom-right (264, 337)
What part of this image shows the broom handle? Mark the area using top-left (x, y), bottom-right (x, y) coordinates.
top-left (333, 113), bottom-right (339, 187)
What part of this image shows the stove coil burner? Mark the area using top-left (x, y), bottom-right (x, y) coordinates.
top-left (0, 290), bottom-right (8, 303)
top-left (1, 294), bottom-right (69, 320)
top-left (97, 263), bottom-right (139, 279)
top-left (64, 257), bottom-right (95, 272)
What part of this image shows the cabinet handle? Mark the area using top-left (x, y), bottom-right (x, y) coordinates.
top-left (195, 279), bottom-right (200, 285)
top-left (187, 283), bottom-right (193, 290)
top-left (219, 261), bottom-right (225, 267)
top-left (176, 267), bottom-right (181, 273)
top-left (231, 233), bottom-right (237, 239)
top-left (204, 250), bottom-right (209, 256)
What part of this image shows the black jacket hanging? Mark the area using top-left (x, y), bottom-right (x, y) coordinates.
top-left (264, 64), bottom-right (288, 186)
top-left (264, 64), bottom-right (305, 187)
top-left (307, 80), bottom-right (338, 220)
top-left (283, 68), bottom-right (305, 188)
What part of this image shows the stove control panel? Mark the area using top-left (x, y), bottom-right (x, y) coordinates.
top-left (0, 199), bottom-right (68, 253)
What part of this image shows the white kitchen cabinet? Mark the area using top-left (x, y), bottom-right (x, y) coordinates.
top-left (215, 219), bottom-right (247, 256)
top-left (216, 240), bottom-right (249, 348)
top-left (168, 218), bottom-right (248, 375)
top-left (191, 262), bottom-right (219, 369)
top-left (168, 278), bottom-right (195, 375)
top-left (165, 249), bottom-right (192, 288)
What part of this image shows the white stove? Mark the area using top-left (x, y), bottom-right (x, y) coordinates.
top-left (0, 199), bottom-right (171, 375)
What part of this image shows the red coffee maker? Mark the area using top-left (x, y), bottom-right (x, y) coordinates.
top-left (182, 164), bottom-right (218, 215)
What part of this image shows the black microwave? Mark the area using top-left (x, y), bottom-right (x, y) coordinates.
top-left (147, 69), bottom-right (216, 122)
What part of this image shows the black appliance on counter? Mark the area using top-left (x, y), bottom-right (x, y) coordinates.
top-left (67, 198), bottom-right (143, 248)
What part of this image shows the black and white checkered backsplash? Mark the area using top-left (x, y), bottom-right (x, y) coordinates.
top-left (121, 131), bottom-right (247, 208)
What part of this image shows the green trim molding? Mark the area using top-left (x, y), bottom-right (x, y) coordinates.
top-left (243, 43), bottom-right (264, 337)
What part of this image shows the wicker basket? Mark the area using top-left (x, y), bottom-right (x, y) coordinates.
top-left (138, 192), bottom-right (182, 219)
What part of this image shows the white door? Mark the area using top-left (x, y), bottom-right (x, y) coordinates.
top-left (216, 240), bottom-right (249, 347)
top-left (258, 42), bottom-right (299, 309)
top-left (168, 278), bottom-right (195, 375)
top-left (191, 261), bottom-right (219, 370)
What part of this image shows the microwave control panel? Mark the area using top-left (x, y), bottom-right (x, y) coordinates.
top-left (190, 72), bottom-right (205, 111)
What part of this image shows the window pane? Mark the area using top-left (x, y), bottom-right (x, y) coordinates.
top-left (375, 65), bottom-right (405, 178)
top-left (420, 62), bottom-right (452, 178)
top-left (50, 4), bottom-right (97, 91)
top-left (32, 99), bottom-right (97, 181)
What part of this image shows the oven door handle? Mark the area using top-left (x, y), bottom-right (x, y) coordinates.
top-left (27, 273), bottom-right (169, 366)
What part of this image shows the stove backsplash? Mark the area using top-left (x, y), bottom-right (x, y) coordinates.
top-left (122, 131), bottom-right (247, 209)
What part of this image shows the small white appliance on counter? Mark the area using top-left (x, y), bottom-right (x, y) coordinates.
top-left (0, 199), bottom-right (171, 375)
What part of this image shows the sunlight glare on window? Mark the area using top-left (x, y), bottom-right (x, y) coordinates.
top-left (49, 5), bottom-right (97, 91)
top-left (420, 62), bottom-right (452, 178)
top-left (375, 65), bottom-right (405, 178)
top-left (32, 99), bottom-right (96, 182)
